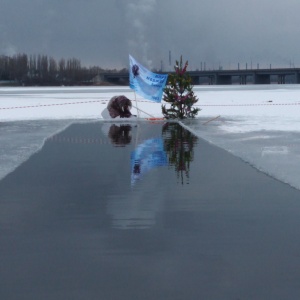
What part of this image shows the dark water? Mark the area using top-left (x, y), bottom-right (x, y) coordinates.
top-left (1, 121), bottom-right (300, 299)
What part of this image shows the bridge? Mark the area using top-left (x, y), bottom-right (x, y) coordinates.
top-left (101, 68), bottom-right (300, 85)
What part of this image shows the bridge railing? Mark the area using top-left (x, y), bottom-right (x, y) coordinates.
top-left (101, 68), bottom-right (300, 85)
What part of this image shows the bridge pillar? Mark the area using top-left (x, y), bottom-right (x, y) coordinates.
top-left (277, 75), bottom-right (285, 84)
top-left (254, 74), bottom-right (270, 84)
top-left (216, 75), bottom-right (231, 85)
top-left (208, 75), bottom-right (216, 85)
top-left (239, 75), bottom-right (247, 85)
top-left (191, 76), bottom-right (200, 85)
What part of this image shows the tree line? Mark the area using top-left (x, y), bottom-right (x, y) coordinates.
top-left (0, 53), bottom-right (127, 86)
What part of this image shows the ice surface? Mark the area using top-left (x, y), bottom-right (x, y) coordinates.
top-left (1, 85), bottom-right (300, 190)
top-left (0, 120), bottom-right (73, 180)
top-left (182, 118), bottom-right (300, 190)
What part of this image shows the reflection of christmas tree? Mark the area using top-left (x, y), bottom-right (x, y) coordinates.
top-left (162, 122), bottom-right (198, 184)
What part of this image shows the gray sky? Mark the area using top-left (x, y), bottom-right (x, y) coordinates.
top-left (1, 0), bottom-right (300, 70)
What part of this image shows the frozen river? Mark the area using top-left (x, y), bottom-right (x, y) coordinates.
top-left (1, 85), bottom-right (300, 190)
top-left (2, 85), bottom-right (300, 299)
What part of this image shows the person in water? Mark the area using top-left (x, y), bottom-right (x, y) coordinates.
top-left (107, 95), bottom-right (133, 118)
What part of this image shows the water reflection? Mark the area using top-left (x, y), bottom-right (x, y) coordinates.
top-left (106, 123), bottom-right (168, 186)
top-left (131, 137), bottom-right (168, 186)
top-left (105, 122), bottom-right (198, 186)
top-left (108, 124), bottom-right (132, 146)
top-left (105, 122), bottom-right (168, 229)
top-left (162, 122), bottom-right (198, 184)
top-left (107, 122), bottom-right (199, 229)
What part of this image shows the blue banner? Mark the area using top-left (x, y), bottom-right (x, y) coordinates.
top-left (129, 55), bottom-right (168, 103)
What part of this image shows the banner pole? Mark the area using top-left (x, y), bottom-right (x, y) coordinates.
top-left (134, 91), bottom-right (140, 119)
top-left (131, 104), bottom-right (155, 118)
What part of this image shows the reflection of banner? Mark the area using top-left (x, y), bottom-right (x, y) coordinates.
top-left (129, 55), bottom-right (168, 103)
top-left (131, 138), bottom-right (168, 186)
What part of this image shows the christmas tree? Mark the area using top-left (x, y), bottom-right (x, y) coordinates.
top-left (162, 56), bottom-right (200, 119)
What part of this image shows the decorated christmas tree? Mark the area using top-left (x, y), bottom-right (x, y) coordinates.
top-left (162, 56), bottom-right (200, 119)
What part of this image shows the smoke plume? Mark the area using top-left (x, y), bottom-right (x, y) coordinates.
top-left (125, 0), bottom-right (157, 68)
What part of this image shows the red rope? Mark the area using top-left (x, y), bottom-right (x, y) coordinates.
top-left (197, 102), bottom-right (300, 107)
top-left (2, 99), bottom-right (299, 110)
top-left (0, 99), bottom-right (155, 110)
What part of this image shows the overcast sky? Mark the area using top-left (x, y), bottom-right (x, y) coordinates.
top-left (1, 0), bottom-right (300, 70)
